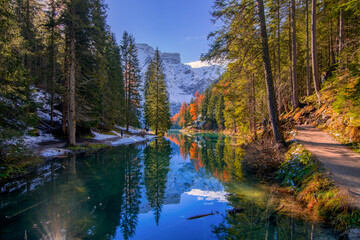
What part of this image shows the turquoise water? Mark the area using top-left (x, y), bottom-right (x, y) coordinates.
top-left (0, 133), bottom-right (337, 239)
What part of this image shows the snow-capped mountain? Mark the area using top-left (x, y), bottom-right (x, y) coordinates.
top-left (136, 43), bottom-right (224, 115)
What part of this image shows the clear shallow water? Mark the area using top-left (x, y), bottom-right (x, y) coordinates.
top-left (0, 133), bottom-right (337, 239)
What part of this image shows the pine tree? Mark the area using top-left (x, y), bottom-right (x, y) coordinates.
top-left (257, 0), bottom-right (283, 145)
top-left (311, 0), bottom-right (321, 101)
top-left (68, 0), bottom-right (76, 146)
top-left (0, 0), bottom-right (35, 159)
top-left (207, 91), bottom-right (218, 129)
top-left (104, 33), bottom-right (125, 127)
top-left (144, 49), bottom-right (171, 135)
top-left (44, 0), bottom-right (62, 125)
top-left (291, 0), bottom-right (299, 109)
top-left (216, 94), bottom-right (225, 129)
top-left (121, 31), bottom-right (141, 131)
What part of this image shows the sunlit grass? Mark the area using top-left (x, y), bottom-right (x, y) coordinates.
top-left (0, 152), bottom-right (43, 180)
top-left (277, 143), bottom-right (360, 230)
top-left (67, 143), bottom-right (108, 151)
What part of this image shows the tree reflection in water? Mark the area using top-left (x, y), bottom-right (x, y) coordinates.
top-left (143, 139), bottom-right (172, 225)
top-left (0, 133), bottom-right (335, 240)
top-left (165, 132), bottom-right (244, 182)
top-left (165, 132), bottom-right (328, 240)
top-left (120, 146), bottom-right (142, 240)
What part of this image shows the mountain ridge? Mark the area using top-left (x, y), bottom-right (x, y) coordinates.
top-left (136, 43), bottom-right (224, 115)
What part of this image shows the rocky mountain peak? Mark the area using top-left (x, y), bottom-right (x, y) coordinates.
top-left (162, 53), bottom-right (181, 65)
top-left (136, 43), bottom-right (224, 114)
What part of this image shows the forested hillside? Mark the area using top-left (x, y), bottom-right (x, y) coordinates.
top-left (0, 0), bottom-right (144, 155)
top-left (173, 0), bottom-right (360, 143)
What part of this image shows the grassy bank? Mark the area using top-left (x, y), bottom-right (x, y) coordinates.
top-left (276, 143), bottom-right (360, 230)
top-left (238, 129), bottom-right (360, 231)
top-left (0, 127), bottom-right (155, 181)
top-left (0, 151), bottom-right (43, 180)
top-left (0, 142), bottom-right (109, 181)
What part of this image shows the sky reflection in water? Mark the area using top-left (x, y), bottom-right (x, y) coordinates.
top-left (0, 133), bottom-right (336, 239)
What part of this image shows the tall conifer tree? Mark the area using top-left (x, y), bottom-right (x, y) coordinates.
top-left (144, 49), bottom-right (171, 135)
top-left (121, 31), bottom-right (141, 131)
top-left (0, 0), bottom-right (34, 158)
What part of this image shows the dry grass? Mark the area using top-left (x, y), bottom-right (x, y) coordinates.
top-left (241, 134), bottom-right (285, 179)
top-left (277, 143), bottom-right (360, 230)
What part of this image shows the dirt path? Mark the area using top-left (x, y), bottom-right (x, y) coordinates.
top-left (295, 125), bottom-right (360, 208)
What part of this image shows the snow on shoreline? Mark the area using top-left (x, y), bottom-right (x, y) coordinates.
top-left (91, 130), bottom-right (118, 140)
top-left (26, 86), bottom-right (157, 159)
top-left (114, 125), bottom-right (145, 134)
top-left (39, 130), bottom-right (156, 158)
top-left (111, 134), bottom-right (156, 146)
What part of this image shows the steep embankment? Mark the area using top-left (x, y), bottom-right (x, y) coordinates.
top-left (281, 69), bottom-right (360, 145)
top-left (276, 70), bottom-right (360, 232)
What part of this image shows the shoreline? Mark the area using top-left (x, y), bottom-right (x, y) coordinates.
top-left (1, 128), bottom-right (157, 184)
top-left (178, 128), bottom-right (360, 234)
top-left (35, 133), bottom-right (157, 159)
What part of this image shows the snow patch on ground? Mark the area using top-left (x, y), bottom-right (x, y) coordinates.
top-left (115, 125), bottom-right (146, 134)
top-left (91, 130), bottom-right (117, 140)
top-left (92, 127), bottom-right (156, 146)
top-left (111, 130), bottom-right (122, 137)
top-left (22, 130), bottom-right (56, 147)
top-left (32, 88), bottom-right (62, 122)
top-left (111, 135), bottom-right (156, 146)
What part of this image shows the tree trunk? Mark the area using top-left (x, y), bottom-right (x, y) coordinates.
top-left (339, 10), bottom-right (343, 60)
top-left (291, 0), bottom-right (299, 109)
top-left (126, 64), bottom-right (130, 132)
top-left (306, 0), bottom-right (311, 96)
top-left (283, 97), bottom-right (289, 113)
top-left (257, 0), bottom-right (283, 145)
top-left (252, 74), bottom-right (257, 140)
top-left (288, 3), bottom-right (293, 109)
top-left (62, 35), bottom-right (69, 136)
top-left (50, 10), bottom-right (56, 125)
top-left (68, 22), bottom-right (76, 146)
top-left (233, 117), bottom-right (236, 133)
top-left (312, 0), bottom-right (321, 100)
top-left (25, 0), bottom-right (31, 70)
top-left (330, 20), bottom-right (335, 65)
top-left (277, 0), bottom-right (282, 114)
top-left (156, 72), bottom-right (159, 135)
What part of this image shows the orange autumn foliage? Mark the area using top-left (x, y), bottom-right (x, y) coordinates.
top-left (178, 102), bottom-right (189, 127)
top-left (171, 112), bottom-right (180, 124)
top-left (189, 142), bottom-right (198, 160)
top-left (189, 103), bottom-right (198, 121)
top-left (165, 133), bottom-right (180, 146)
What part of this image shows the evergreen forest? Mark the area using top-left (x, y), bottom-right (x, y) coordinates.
top-left (0, 0), bottom-right (172, 163)
top-left (172, 0), bottom-right (360, 145)
top-left (1, 0), bottom-right (360, 237)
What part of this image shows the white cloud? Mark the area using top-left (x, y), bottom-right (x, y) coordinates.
top-left (186, 189), bottom-right (228, 202)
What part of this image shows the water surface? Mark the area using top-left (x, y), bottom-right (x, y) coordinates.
top-left (0, 132), bottom-right (337, 239)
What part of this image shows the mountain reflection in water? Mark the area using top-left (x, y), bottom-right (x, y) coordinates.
top-left (0, 132), bottom-right (336, 239)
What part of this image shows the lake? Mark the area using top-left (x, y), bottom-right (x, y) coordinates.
top-left (0, 132), bottom-right (337, 239)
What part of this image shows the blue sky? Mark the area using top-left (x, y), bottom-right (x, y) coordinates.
top-left (104, 0), bottom-right (218, 63)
